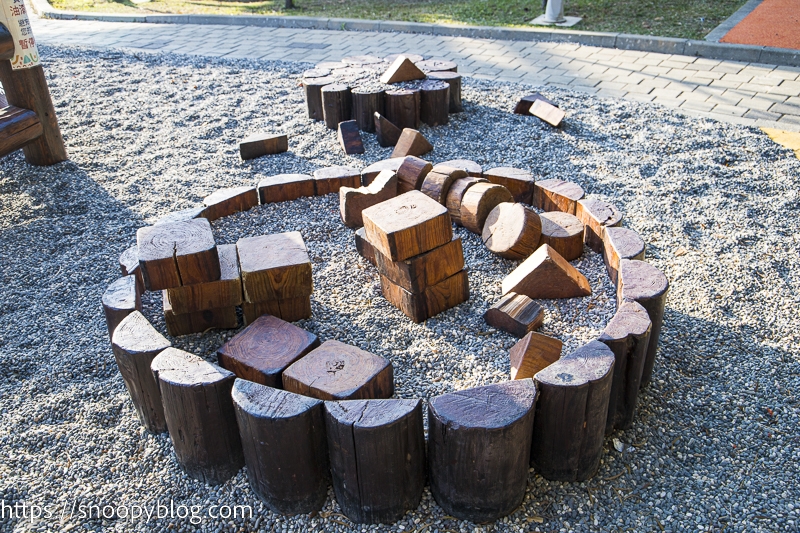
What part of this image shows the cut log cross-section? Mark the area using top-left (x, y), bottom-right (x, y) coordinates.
top-left (445, 177), bottom-right (488, 226)
top-left (313, 166), bottom-right (361, 196)
top-left (396, 156), bottom-right (432, 195)
top-left (419, 80), bottom-right (450, 127)
top-left (501, 244), bottom-right (591, 299)
top-left (427, 71), bottom-right (463, 113)
top-left (239, 133), bottom-right (289, 160)
top-left (420, 165), bottom-right (466, 205)
top-left (603, 227), bottom-right (646, 286)
top-left (375, 236), bottom-right (464, 294)
top-left (202, 186), bottom-right (259, 222)
top-left (385, 88), bottom-right (421, 131)
top-left (374, 113), bottom-right (402, 148)
top-left (483, 292), bottom-right (544, 338)
top-left (102, 275), bottom-right (142, 340)
top-left (459, 182), bottom-right (513, 235)
top-left (539, 212), bottom-right (585, 261)
top-left (339, 169), bottom-right (399, 228)
top-left (576, 199), bottom-right (623, 254)
top-left (237, 231), bottom-right (313, 303)
top-left (509, 331), bottom-right (562, 380)
top-left (355, 227), bottom-right (377, 266)
top-left (482, 202), bottom-right (542, 260)
top-left (533, 179), bottom-right (585, 215)
top-left (391, 129), bottom-right (433, 158)
top-left (322, 84), bottom-right (353, 130)
top-left (483, 167), bottom-right (535, 204)
top-left (337, 120), bottom-right (365, 155)
top-left (258, 174), bottom-right (316, 204)
top-left (352, 86), bottom-right (384, 133)
top-left (380, 269), bottom-right (469, 323)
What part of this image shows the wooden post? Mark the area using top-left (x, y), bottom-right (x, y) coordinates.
top-left (355, 227), bottom-right (377, 266)
top-left (576, 198), bottom-right (623, 254)
top-left (303, 76), bottom-right (336, 121)
top-left (533, 178), bottom-right (585, 215)
top-left (352, 86), bottom-right (384, 132)
top-left (322, 84), bottom-right (352, 130)
top-left (419, 80), bottom-right (449, 127)
top-left (385, 88), bottom-right (421, 130)
top-left (375, 236), bottom-right (464, 294)
top-left (361, 157), bottom-right (403, 186)
top-left (202, 186), bottom-right (258, 221)
top-left (102, 275), bottom-right (142, 340)
top-left (396, 155), bottom-right (432, 194)
top-left (339, 170), bottom-right (398, 228)
top-left (427, 71), bottom-right (462, 113)
top-left (483, 167), bottom-right (535, 205)
top-left (420, 165), bottom-right (465, 205)
top-left (602, 227), bottom-right (646, 286)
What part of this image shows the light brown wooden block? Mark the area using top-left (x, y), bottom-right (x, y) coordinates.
top-left (339, 170), bottom-right (399, 228)
top-left (240, 133), bottom-right (288, 160)
top-left (355, 227), bottom-right (377, 266)
top-left (379, 56), bottom-right (426, 84)
top-left (509, 331), bottom-right (562, 380)
top-left (391, 129), bottom-right (432, 158)
top-left (530, 99), bottom-right (565, 127)
top-left (445, 177), bottom-right (488, 226)
top-left (374, 113), bottom-right (402, 148)
top-left (242, 296), bottom-right (312, 325)
top-left (363, 190), bottom-right (453, 261)
top-left (283, 340), bottom-right (394, 401)
top-left (501, 244), bottom-right (591, 299)
top-left (166, 244), bottom-right (243, 314)
top-left (483, 292), bottom-right (544, 338)
top-left (576, 198), bottom-right (623, 254)
top-left (533, 178), bottom-right (585, 215)
top-left (513, 93), bottom-right (557, 115)
top-left (420, 166), bottom-right (466, 205)
top-left (380, 270), bottom-right (469, 323)
top-left (258, 174), bottom-right (316, 204)
top-left (119, 245), bottom-right (144, 295)
top-left (375, 236), bottom-right (464, 294)
top-left (602, 227), bottom-right (646, 286)
top-left (337, 120), bottom-right (365, 155)
top-left (313, 166), bottom-right (361, 196)
top-left (483, 167), bottom-right (535, 204)
top-left (539, 212), bottom-right (585, 261)
top-left (482, 202), bottom-right (542, 260)
top-left (397, 156), bottom-right (433, 194)
top-left (437, 159), bottom-right (481, 177)
top-left (163, 294), bottom-right (238, 336)
top-left (459, 182), bottom-right (513, 235)
top-left (237, 231), bottom-right (313, 302)
top-left (102, 275), bottom-right (143, 340)
top-left (361, 157), bottom-right (403, 186)
top-left (202, 186), bottom-right (258, 221)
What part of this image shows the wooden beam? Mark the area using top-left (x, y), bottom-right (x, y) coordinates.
top-left (0, 106), bottom-right (42, 159)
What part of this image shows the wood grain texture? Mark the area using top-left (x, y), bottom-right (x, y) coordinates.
top-left (0, 106), bottom-right (42, 159)
top-left (576, 198), bottom-right (623, 254)
top-left (119, 245), bottom-right (145, 294)
top-left (437, 159), bottom-right (481, 177)
top-left (483, 167), bottom-right (535, 204)
top-left (151, 348), bottom-right (244, 485)
top-left (322, 83), bottom-right (352, 130)
top-left (539, 211), bottom-right (585, 261)
top-left (362, 190), bottom-right (452, 261)
top-left (482, 202), bottom-right (542, 260)
top-left (483, 292), bottom-right (544, 338)
top-left (416, 59), bottom-right (457, 73)
top-left (258, 173), bottom-right (315, 204)
top-left (374, 113), bottom-right (402, 148)
top-left (111, 311), bottom-right (171, 433)
top-left (339, 170), bottom-right (398, 228)
top-left (419, 80), bottom-right (450, 127)
top-left (391, 129), bottom-right (432, 158)
top-left (165, 244), bottom-right (243, 314)
top-left (239, 133), bottom-right (288, 160)
top-left (426, 71), bottom-right (462, 113)
top-left (282, 340), bottom-right (394, 401)
top-left (352, 86), bottom-right (384, 132)
top-left (361, 157), bottom-right (404, 186)
top-left (444, 177), bottom-right (488, 226)
top-left (459, 182), bottom-right (513, 235)
top-left (529, 99), bottom-right (566, 127)
top-left (232, 380), bottom-right (329, 514)
top-left (302, 76), bottom-right (336, 121)
top-left (355, 227), bottom-right (377, 266)
top-left (154, 207), bottom-right (206, 226)
top-left (375, 236), bottom-right (464, 294)
top-left (602, 227), bottom-right (646, 286)
top-left (313, 165), bottom-right (361, 196)
top-left (380, 269), bottom-right (469, 323)
top-left (379, 56), bottom-right (426, 84)
top-left (237, 231), bottom-right (313, 302)
top-left (163, 294), bottom-right (239, 336)
top-left (385, 88), bottom-right (421, 131)
top-left (202, 186), bottom-right (258, 221)
top-left (531, 340), bottom-right (614, 481)
top-left (218, 314), bottom-right (320, 388)
top-left (509, 331), bottom-right (562, 380)
top-left (337, 120), bottom-right (365, 155)
top-left (102, 275), bottom-right (142, 340)
top-left (533, 178), bottom-right (585, 215)
top-left (325, 399), bottom-right (425, 524)
top-left (242, 296), bottom-right (312, 325)
top-left (513, 93), bottom-right (557, 115)
top-left (420, 166), bottom-right (466, 205)
top-left (501, 244), bottom-right (591, 299)
top-left (427, 379), bottom-right (537, 522)
top-left (396, 156), bottom-right (432, 194)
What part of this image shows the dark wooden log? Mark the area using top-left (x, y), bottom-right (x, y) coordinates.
top-left (576, 198), bottom-right (623, 254)
top-left (437, 159), bottom-right (481, 177)
top-left (303, 75), bottom-right (336, 121)
top-left (258, 173), bottom-right (315, 204)
top-left (151, 348), bottom-right (244, 484)
top-left (313, 165), bottom-right (361, 196)
top-left (340, 170), bottom-right (398, 228)
top-left (391, 129), bottom-right (432, 158)
top-left (283, 340), bottom-right (394, 401)
top-left (362, 190), bottom-right (452, 261)
top-left (0, 106), bottom-right (42, 159)
top-left (232, 380), bottom-right (329, 514)
top-left (416, 59), bottom-right (457, 73)
top-left (0, 63), bottom-right (67, 166)
top-left (530, 99), bottom-right (566, 127)
top-left (374, 112), bottom-right (402, 148)
top-left (165, 244), bottom-right (243, 314)
top-left (445, 177), bottom-right (488, 226)
top-left (218, 314), bottom-right (320, 388)
top-left (509, 331), bottom-right (561, 380)
top-left (154, 206), bottom-right (206, 226)
top-left (379, 56), bottom-right (426, 84)
top-left (242, 296), bottom-right (312, 325)
top-left (420, 166), bottom-right (466, 204)
top-left (102, 275), bottom-right (142, 340)
top-left (459, 182), bottom-right (513, 235)
top-left (602, 227), bottom-right (646, 286)
top-left (361, 157), bottom-right (403, 186)
top-left (136, 219), bottom-right (220, 291)
top-left (483, 292), bottom-right (543, 338)
top-left (352, 86), bottom-right (384, 133)
top-left (617, 259), bottom-right (669, 388)
top-left (119, 245), bottom-right (144, 295)
top-left (598, 300), bottom-right (652, 433)
top-left (539, 211), bottom-right (585, 261)
top-left (375, 236), bottom-right (464, 294)
top-left (202, 185), bottom-right (258, 221)
top-left (427, 380), bottom-right (537, 522)
top-left (322, 84), bottom-right (352, 130)
top-left (111, 311), bottom-right (171, 433)
top-left (396, 155), bottom-right (432, 194)
top-left (383, 53), bottom-right (424, 64)
top-left (163, 295), bottom-right (239, 336)
top-left (385, 88), bottom-right (420, 130)
top-left (482, 202), bottom-right (542, 260)
top-left (380, 269), bottom-right (469, 323)
top-left (355, 227), bottom-right (377, 266)
top-left (337, 120), bottom-right (365, 155)
top-left (531, 341), bottom-right (614, 481)
top-left (303, 68), bottom-right (331, 79)
top-left (325, 399), bottom-right (425, 524)
top-left (239, 133), bottom-right (288, 160)
top-left (483, 167), bottom-right (535, 204)
top-left (419, 80), bottom-right (449, 127)
top-left (427, 71), bottom-right (462, 113)
top-left (237, 231), bottom-right (312, 302)
top-left (533, 178), bottom-right (585, 215)
top-left (502, 244), bottom-right (591, 299)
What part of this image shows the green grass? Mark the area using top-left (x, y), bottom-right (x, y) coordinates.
top-left (48, 0), bottom-right (746, 40)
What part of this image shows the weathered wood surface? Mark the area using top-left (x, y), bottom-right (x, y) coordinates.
top-left (258, 173), bottom-right (316, 204)
top-left (444, 177), bottom-right (488, 226)
top-left (617, 259), bottom-right (669, 388)
top-left (420, 165), bottom-right (466, 204)
top-left (509, 331), bottom-right (562, 380)
top-left (313, 165), bottom-right (361, 196)
top-left (419, 80), bottom-right (450, 127)
top-left (151, 348), bottom-right (244, 485)
top-left (396, 155), bottom-right (432, 194)
top-left (322, 84), bottom-right (353, 130)
top-left (531, 341), bottom-right (614, 481)
top-left (154, 206), bottom-right (206, 226)
top-left (599, 300), bottom-right (652, 432)
top-left (119, 245), bottom-right (145, 294)
top-left (325, 399), bottom-right (425, 524)
top-left (379, 56), bottom-right (426, 84)
top-left (576, 198), bottom-right (623, 254)
top-left (427, 379), bottom-right (537, 522)
top-left (459, 182), bottom-right (513, 235)
top-left (483, 167), bottom-right (535, 205)
top-left (232, 380), bottom-right (329, 514)
top-left (533, 178), bottom-right (585, 215)
top-left (340, 170), bottom-right (398, 228)
top-left (391, 129), bottom-right (433, 158)
top-left (355, 227), bottom-right (377, 266)
top-left (437, 158), bottom-right (481, 177)
top-left (385, 88), bottom-right (421, 130)
top-left (337, 120), bottom-right (365, 155)
top-left (218, 314), bottom-right (320, 388)
top-left (239, 133), bottom-right (288, 160)
top-left (375, 236), bottom-right (464, 294)
top-left (380, 269), bottom-right (469, 323)
top-left (361, 157), bottom-right (403, 185)
top-left (539, 211), bottom-right (585, 261)
top-left (416, 59), bottom-right (457, 72)
top-left (502, 244), bottom-right (591, 299)
top-left (242, 296), bottom-right (312, 325)
top-left (202, 185), bottom-right (258, 221)
top-left (283, 340), bottom-right (394, 401)
top-left (102, 275), bottom-right (143, 340)
top-left (0, 106), bottom-right (42, 159)
top-left (427, 71), bottom-right (462, 113)
top-left (303, 68), bottom-right (331, 79)
top-left (111, 311), bottom-right (171, 433)
top-left (602, 227), bottom-right (646, 286)
top-left (482, 202), bottom-right (542, 260)
top-left (374, 112), bottom-right (402, 148)
top-left (302, 76), bottom-right (336, 121)
top-left (165, 243), bottom-right (242, 315)
top-left (530, 99), bottom-right (566, 127)
top-left (352, 86), bottom-right (384, 132)
top-left (483, 292), bottom-right (544, 338)
top-left (136, 218), bottom-right (220, 291)
top-left (238, 231), bottom-right (313, 302)
top-left (363, 190), bottom-right (452, 261)
top-left (163, 295), bottom-right (239, 336)
top-left (513, 93), bottom-right (557, 115)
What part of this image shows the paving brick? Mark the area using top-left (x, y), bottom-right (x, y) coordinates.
top-left (651, 87), bottom-right (684, 99)
top-left (665, 81), bottom-right (699, 93)
top-left (744, 109), bottom-right (783, 121)
top-left (707, 92), bottom-right (744, 106)
top-left (778, 114), bottom-right (800, 126)
top-left (595, 88), bottom-right (628, 99)
top-left (770, 103), bottom-right (800, 116)
top-left (711, 104), bottom-right (747, 117)
top-left (680, 100), bottom-right (716, 112)
top-left (625, 93), bottom-right (656, 103)
top-left (596, 80), bottom-right (628, 92)
top-left (641, 65), bottom-right (672, 76)
top-left (709, 79), bottom-right (745, 90)
top-left (623, 83), bottom-right (653, 95)
top-left (638, 78), bottom-right (671, 89)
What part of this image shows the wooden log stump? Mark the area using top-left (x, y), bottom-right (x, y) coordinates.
top-left (381, 270), bottom-right (469, 322)
top-left (502, 244), bottom-right (591, 299)
top-left (385, 88), bottom-right (421, 131)
top-left (509, 331), bottom-right (562, 380)
top-left (165, 244), bottom-right (242, 314)
top-left (242, 296), bottom-right (312, 325)
top-left (599, 300), bottom-right (652, 432)
top-left (361, 157), bottom-right (403, 185)
top-left (322, 84), bottom-right (353, 130)
top-left (419, 80), bottom-right (450, 127)
top-left (576, 199), bottom-right (623, 254)
top-left (420, 165), bottom-right (466, 205)
top-left (325, 399), bottom-right (425, 524)
top-left (283, 340), bottom-right (394, 401)
top-left (602, 227), bottom-right (646, 286)
top-left (483, 292), bottom-right (543, 338)
top-left (379, 56), bottom-right (426, 84)
top-left (103, 275), bottom-right (143, 340)
top-left (163, 295), bottom-right (239, 336)
top-left (375, 236), bottom-right (464, 294)
top-left (513, 93), bottom-right (557, 115)
top-left (355, 227), bottom-right (377, 266)
top-left (531, 341), bottom-right (614, 481)
top-left (119, 245), bottom-right (144, 294)
top-left (427, 379), bottom-right (537, 522)
top-left (445, 177), bottom-right (488, 226)
top-left (482, 202), bottom-right (542, 260)
top-left (533, 178), bottom-right (585, 215)
top-left (237, 231), bottom-right (313, 302)
top-left (352, 86), bottom-right (384, 133)
top-left (136, 219), bottom-right (220, 291)
top-left (437, 158), bottom-right (481, 177)
top-left (232, 380), bottom-right (329, 514)
top-left (258, 173), bottom-right (316, 204)
top-left (154, 206), bottom-right (206, 226)
top-left (340, 170), bottom-right (398, 228)
top-left (539, 212), bottom-right (585, 261)
top-left (483, 167), bottom-right (535, 204)
top-left (363, 190), bottom-right (452, 261)
top-left (374, 112), bottom-right (402, 148)
top-left (459, 182), bottom-right (513, 235)
top-left (530, 99), bottom-right (566, 127)
top-left (303, 68), bottom-right (331, 79)
top-left (202, 185), bottom-right (258, 221)
top-left (427, 71), bottom-right (462, 113)
top-left (313, 165), bottom-right (361, 196)
top-left (416, 59), bottom-right (457, 73)
top-left (218, 314), bottom-right (320, 387)
top-left (111, 311), bottom-right (171, 433)
top-left (617, 259), bottom-right (669, 388)
top-left (337, 120), bottom-right (365, 155)
top-left (396, 156), bottom-right (432, 194)
top-left (316, 61), bottom-right (346, 70)
top-left (151, 348), bottom-right (244, 485)
top-left (239, 133), bottom-right (289, 160)
top-left (303, 75), bottom-right (336, 121)
top-left (391, 129), bottom-right (433, 158)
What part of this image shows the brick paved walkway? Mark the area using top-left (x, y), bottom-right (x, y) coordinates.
top-left (31, 16), bottom-right (800, 132)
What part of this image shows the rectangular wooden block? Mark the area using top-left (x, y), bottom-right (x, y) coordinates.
top-left (240, 133), bottom-right (288, 160)
top-left (355, 227), bottom-right (377, 266)
top-left (337, 120), bottom-right (365, 155)
top-left (375, 236), bottom-right (464, 294)
top-left (313, 166), bottom-right (361, 196)
top-left (163, 293), bottom-right (239, 336)
top-left (380, 269), bottom-right (469, 323)
top-left (258, 174), bottom-right (316, 204)
top-left (238, 232), bottom-right (313, 303)
top-left (202, 186), bottom-right (259, 221)
top-left (242, 296), bottom-right (312, 325)
top-left (166, 244), bottom-right (243, 314)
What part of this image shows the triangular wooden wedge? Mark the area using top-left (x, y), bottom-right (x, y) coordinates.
top-left (391, 128), bottom-right (433, 158)
top-left (509, 331), bottom-right (562, 380)
top-left (374, 112), bottom-right (402, 147)
top-left (380, 56), bottom-right (426, 84)
top-left (337, 120), bottom-right (365, 155)
top-left (530, 99), bottom-right (566, 127)
top-left (501, 244), bottom-right (591, 299)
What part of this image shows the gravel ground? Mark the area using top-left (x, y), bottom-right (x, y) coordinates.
top-left (1, 44), bottom-right (799, 533)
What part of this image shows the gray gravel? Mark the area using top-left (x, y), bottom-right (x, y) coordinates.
top-left (1, 44), bottom-right (799, 533)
